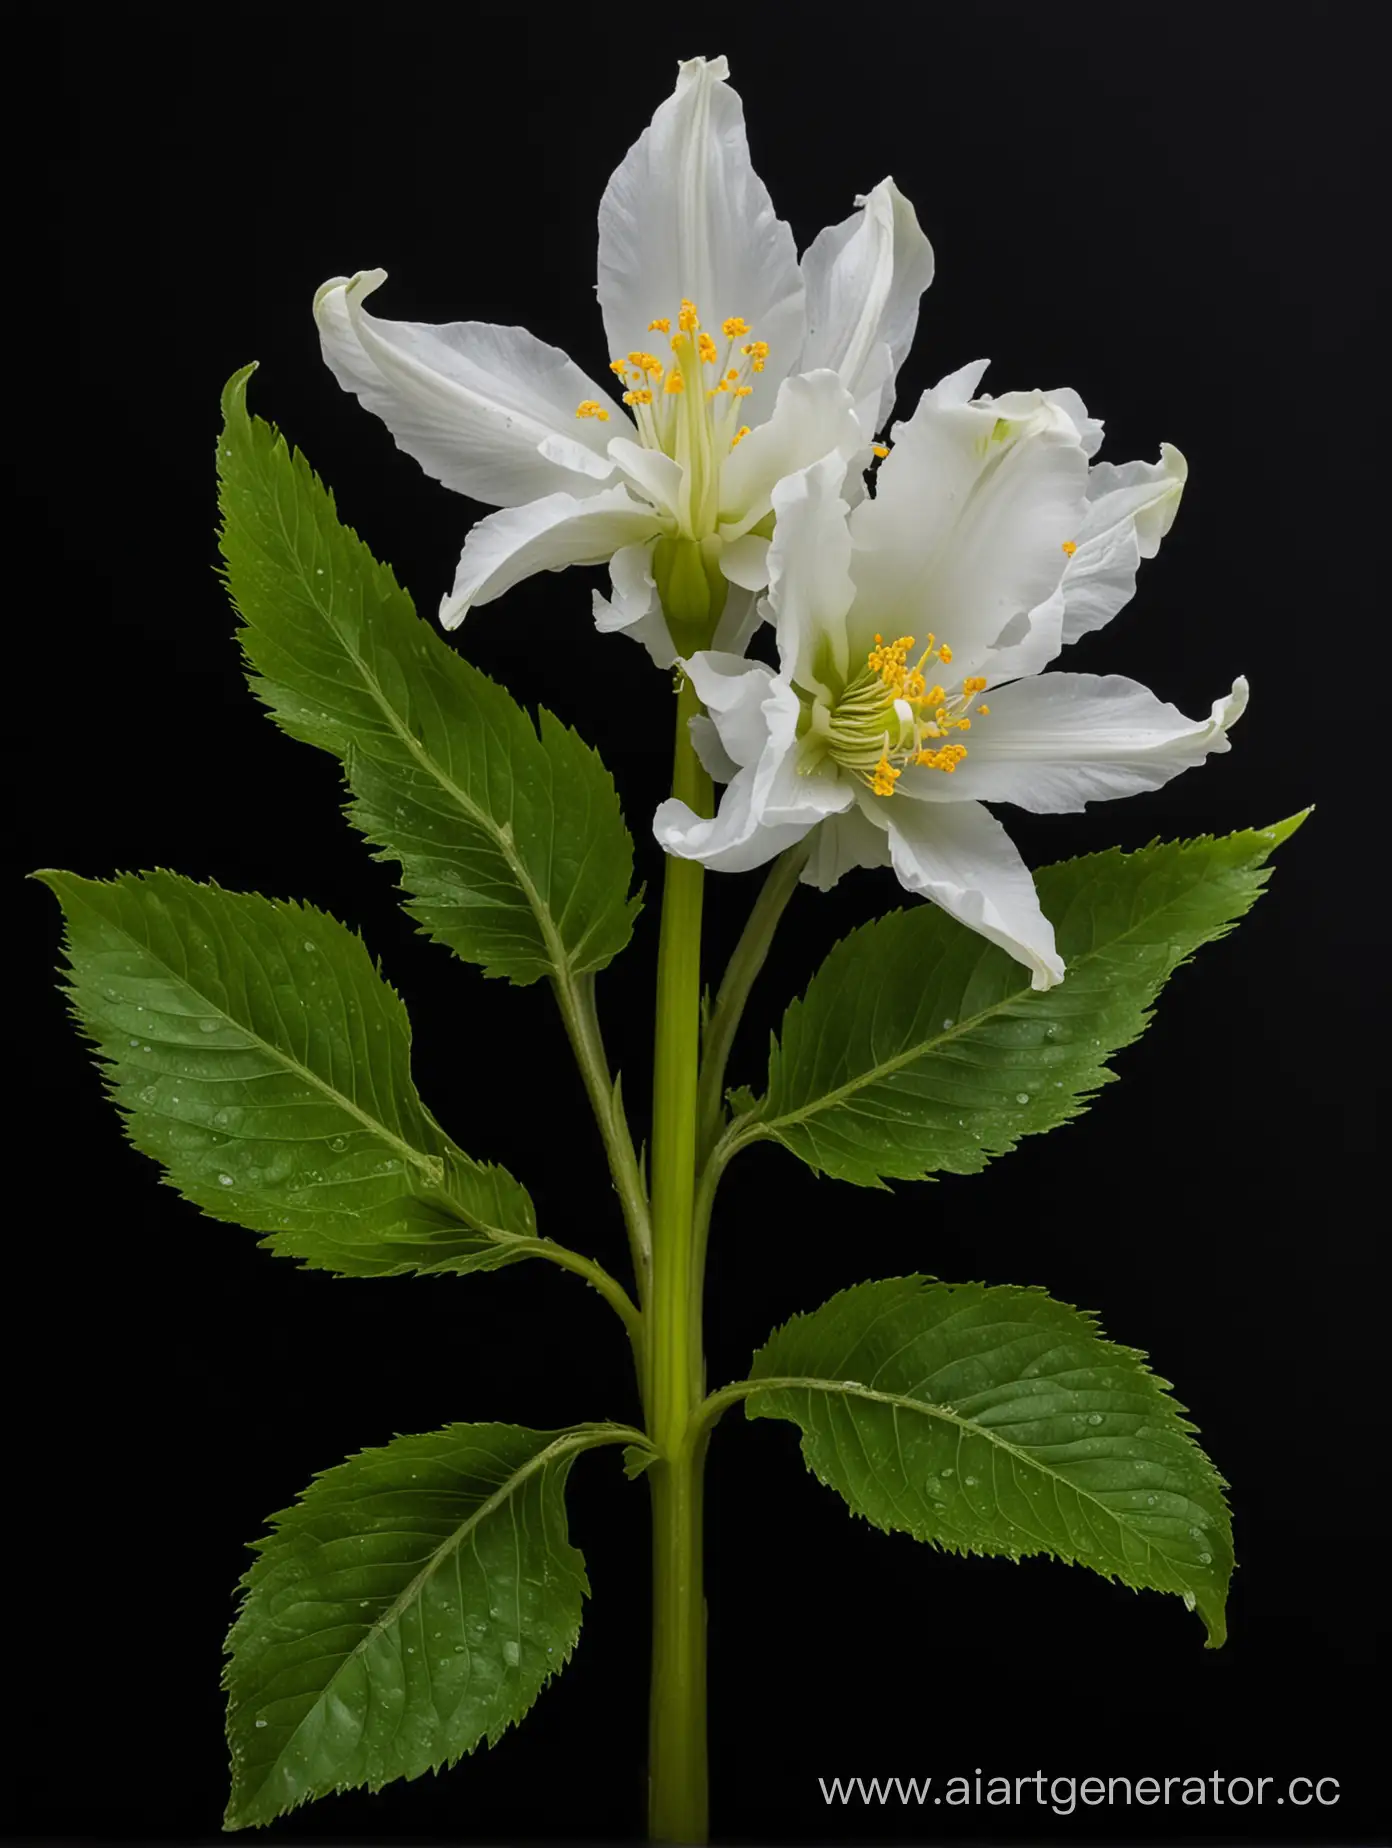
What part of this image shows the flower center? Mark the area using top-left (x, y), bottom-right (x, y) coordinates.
top-left (807, 634), bottom-right (990, 796)
top-left (575, 300), bottom-right (768, 537)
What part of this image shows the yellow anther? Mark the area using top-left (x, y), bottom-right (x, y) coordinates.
top-left (664, 373), bottom-right (685, 394)
top-left (726, 369), bottom-right (740, 382)
top-left (872, 443), bottom-right (890, 458)
top-left (731, 425), bottom-right (752, 447)
top-left (648, 317), bottom-right (671, 333)
top-left (733, 384), bottom-right (753, 397)
top-left (698, 332), bottom-right (718, 364)
top-left (623, 388), bottom-right (653, 405)
top-left (628, 351), bottom-right (664, 377)
top-left (976, 704), bottom-right (990, 715)
top-left (743, 338), bottom-right (770, 373)
top-left (1062, 539), bottom-right (1078, 556)
top-left (958, 717), bottom-right (972, 731)
top-left (575, 400), bottom-right (610, 422)
top-left (871, 755), bottom-right (901, 797)
top-left (608, 359), bottom-right (628, 376)
top-left (963, 676), bottom-right (988, 694)
top-left (937, 644), bottom-right (953, 665)
top-left (722, 316), bottom-right (750, 337)
top-left (678, 299), bottom-right (700, 331)
top-left (924, 684), bottom-right (945, 707)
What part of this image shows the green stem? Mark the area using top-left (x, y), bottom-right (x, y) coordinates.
top-left (551, 969), bottom-right (652, 1308)
top-left (647, 673), bottom-right (712, 1845)
top-left (696, 840), bottom-right (809, 1164)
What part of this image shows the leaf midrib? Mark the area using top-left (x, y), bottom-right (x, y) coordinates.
top-left (266, 484), bottom-right (572, 984)
top-left (234, 1424), bottom-right (639, 1816)
top-left (748, 1373), bottom-right (1191, 1568)
top-left (79, 902), bottom-right (498, 1216)
top-left (749, 864), bottom-right (1235, 1139)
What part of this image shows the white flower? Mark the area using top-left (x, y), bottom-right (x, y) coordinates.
top-left (654, 361), bottom-right (1247, 988)
top-left (314, 55), bottom-right (933, 662)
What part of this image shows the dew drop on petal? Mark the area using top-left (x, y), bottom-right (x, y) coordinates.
top-left (1016, 1092), bottom-right (1030, 1104)
top-left (1183, 1591), bottom-right (1197, 1611)
top-left (218, 1174), bottom-right (233, 1187)
top-left (503, 1640), bottom-right (520, 1668)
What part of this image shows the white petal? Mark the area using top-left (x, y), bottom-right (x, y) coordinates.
top-left (801, 803), bottom-right (893, 891)
top-left (656, 667), bottom-right (850, 871)
top-left (593, 539), bottom-right (677, 666)
top-left (711, 582), bottom-right (762, 654)
top-left (719, 533), bottom-right (770, 590)
top-left (901, 671), bottom-right (1248, 811)
top-left (655, 774), bottom-right (817, 873)
top-left (1061, 443), bottom-right (1189, 643)
top-left (683, 652), bottom-right (780, 769)
top-left (596, 56), bottom-right (805, 426)
top-left (874, 796), bottom-right (1064, 989)
top-left (440, 488), bottom-right (665, 629)
top-left (718, 370), bottom-right (863, 541)
top-left (847, 367), bottom-right (1089, 680)
top-left (799, 177), bottom-right (935, 436)
top-left (314, 271), bottom-right (625, 507)
top-left (689, 714), bottom-right (739, 783)
top-left (606, 436), bottom-right (687, 522)
top-left (764, 449), bottom-right (858, 694)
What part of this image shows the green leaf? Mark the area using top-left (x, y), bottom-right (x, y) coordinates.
top-left (224, 1421), bottom-right (628, 1828)
top-left (742, 814), bottom-right (1307, 1187)
top-left (38, 868), bottom-right (541, 1277)
top-left (216, 365), bottom-right (640, 987)
top-left (746, 1276), bottom-right (1232, 1644)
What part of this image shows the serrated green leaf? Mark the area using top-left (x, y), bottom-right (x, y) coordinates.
top-left (217, 364), bottom-right (641, 986)
top-left (39, 868), bottom-right (540, 1277)
top-left (224, 1421), bottom-right (628, 1828)
top-left (743, 815), bottom-right (1307, 1187)
top-left (747, 1277), bottom-right (1231, 1644)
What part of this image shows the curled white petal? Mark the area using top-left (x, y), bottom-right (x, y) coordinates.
top-left (1061, 444), bottom-right (1189, 643)
top-left (314, 271), bottom-right (624, 507)
top-left (440, 488), bottom-right (665, 629)
top-left (765, 450), bottom-right (858, 694)
top-left (592, 539), bottom-right (676, 666)
top-left (902, 671), bottom-right (1249, 811)
top-left (800, 177), bottom-right (935, 436)
top-left (717, 370), bottom-right (863, 541)
top-left (655, 665), bottom-right (851, 870)
top-left (870, 796), bottom-right (1065, 990)
top-left (596, 55), bottom-right (805, 423)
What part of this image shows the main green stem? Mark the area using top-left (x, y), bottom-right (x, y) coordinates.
top-left (647, 673), bottom-right (712, 1845)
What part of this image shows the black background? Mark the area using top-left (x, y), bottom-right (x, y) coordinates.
top-left (14, 5), bottom-right (1385, 1844)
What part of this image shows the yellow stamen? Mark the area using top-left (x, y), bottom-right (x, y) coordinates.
top-left (623, 388), bottom-right (653, 405)
top-left (963, 676), bottom-right (988, 694)
top-left (608, 359), bottom-right (627, 377)
top-left (1062, 539), bottom-right (1078, 557)
top-left (722, 316), bottom-right (750, 337)
top-left (648, 317), bottom-right (671, 333)
top-left (871, 755), bottom-right (901, 797)
top-left (678, 299), bottom-right (700, 332)
top-left (575, 400), bottom-right (610, 422)
top-left (664, 372), bottom-right (685, 394)
top-left (628, 351), bottom-right (664, 378)
top-left (977, 704), bottom-right (990, 715)
top-left (698, 332), bottom-right (718, 364)
top-left (872, 443), bottom-right (890, 458)
top-left (731, 425), bottom-right (752, 447)
top-left (937, 644), bottom-right (953, 665)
